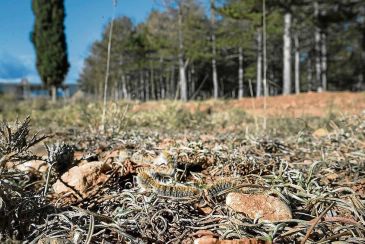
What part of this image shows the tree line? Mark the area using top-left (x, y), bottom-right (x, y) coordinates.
top-left (78, 0), bottom-right (365, 101)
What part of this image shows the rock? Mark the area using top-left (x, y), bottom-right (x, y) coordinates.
top-left (191, 230), bottom-right (217, 238)
top-left (312, 128), bottom-right (329, 138)
top-left (37, 238), bottom-right (72, 244)
top-left (226, 192), bottom-right (292, 222)
top-left (17, 160), bottom-right (48, 173)
top-left (53, 161), bottom-right (111, 199)
top-left (6, 160), bottom-right (48, 173)
top-left (194, 237), bottom-right (270, 244)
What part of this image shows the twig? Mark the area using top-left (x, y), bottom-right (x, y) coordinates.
top-left (301, 202), bottom-right (336, 244)
top-left (101, 0), bottom-right (117, 133)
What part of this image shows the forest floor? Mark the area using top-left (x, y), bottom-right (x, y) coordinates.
top-left (0, 91), bottom-right (364, 243)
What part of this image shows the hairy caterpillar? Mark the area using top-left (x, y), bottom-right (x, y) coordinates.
top-left (136, 167), bottom-right (155, 191)
top-left (136, 167), bottom-right (200, 199)
top-left (206, 179), bottom-right (237, 197)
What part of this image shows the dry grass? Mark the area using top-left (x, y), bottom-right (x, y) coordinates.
top-left (0, 92), bottom-right (364, 243)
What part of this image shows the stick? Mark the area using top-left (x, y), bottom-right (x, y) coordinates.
top-left (301, 202), bottom-right (335, 244)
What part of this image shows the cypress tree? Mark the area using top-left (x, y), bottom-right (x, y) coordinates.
top-left (31, 0), bottom-right (69, 101)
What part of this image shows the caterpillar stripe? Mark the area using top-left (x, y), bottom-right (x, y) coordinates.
top-left (136, 167), bottom-right (155, 190)
top-left (136, 167), bottom-right (200, 198)
top-left (207, 179), bottom-right (237, 197)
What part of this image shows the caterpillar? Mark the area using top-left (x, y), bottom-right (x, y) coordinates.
top-left (136, 167), bottom-right (200, 199)
top-left (151, 182), bottom-right (201, 198)
top-left (136, 163), bottom-right (244, 201)
top-left (206, 179), bottom-right (237, 197)
top-left (136, 167), bottom-right (155, 191)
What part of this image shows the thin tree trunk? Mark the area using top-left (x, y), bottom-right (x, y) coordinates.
top-left (159, 57), bottom-right (165, 99)
top-left (150, 62), bottom-right (155, 100)
top-left (51, 85), bottom-right (56, 102)
top-left (283, 12), bottom-right (292, 95)
top-left (211, 0), bottom-right (218, 99)
top-left (121, 74), bottom-right (128, 99)
top-left (262, 0), bottom-right (268, 97)
top-left (321, 32), bottom-right (327, 91)
top-left (191, 63), bottom-right (196, 98)
top-left (145, 70), bottom-right (150, 101)
top-left (256, 30), bottom-right (262, 97)
top-left (314, 1), bottom-right (321, 90)
top-left (170, 66), bottom-right (175, 99)
top-left (362, 26), bottom-right (365, 84)
top-left (140, 71), bottom-right (144, 101)
top-left (114, 81), bottom-right (119, 100)
top-left (178, 5), bottom-right (187, 101)
top-left (238, 47), bottom-right (244, 99)
top-left (294, 34), bottom-right (300, 94)
top-left (307, 56), bottom-right (313, 91)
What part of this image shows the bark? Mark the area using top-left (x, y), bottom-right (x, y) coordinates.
top-left (256, 30), bottom-right (262, 97)
top-left (51, 85), bottom-right (56, 102)
top-left (294, 34), bottom-right (300, 94)
top-left (211, 0), bottom-right (218, 99)
top-left (121, 74), bottom-right (128, 99)
top-left (362, 26), bottom-right (365, 84)
top-left (150, 62), bottom-right (155, 100)
top-left (307, 56), bottom-right (313, 92)
top-left (191, 63), bottom-right (196, 98)
top-left (321, 32), bottom-right (327, 91)
top-left (178, 5), bottom-right (187, 101)
top-left (262, 0), bottom-right (268, 97)
top-left (145, 71), bottom-right (150, 101)
top-left (238, 47), bottom-right (244, 98)
top-left (114, 82), bottom-right (119, 100)
top-left (139, 71), bottom-right (144, 101)
top-left (314, 1), bottom-right (321, 90)
top-left (282, 12), bottom-right (292, 95)
top-left (170, 66), bottom-right (175, 99)
top-left (160, 74), bottom-right (165, 100)
top-left (159, 57), bottom-right (165, 99)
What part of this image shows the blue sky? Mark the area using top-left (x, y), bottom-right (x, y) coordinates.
top-left (0, 0), bottom-right (160, 84)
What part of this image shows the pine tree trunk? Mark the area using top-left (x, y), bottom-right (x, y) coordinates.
top-left (321, 32), bottom-right (327, 91)
top-left (283, 12), bottom-right (292, 95)
top-left (211, 0), bottom-right (218, 99)
top-left (238, 47), bottom-right (244, 99)
top-left (51, 85), bottom-right (56, 102)
top-left (314, 1), bottom-right (321, 90)
top-left (178, 5), bottom-right (187, 101)
top-left (362, 26), bottom-right (365, 84)
top-left (307, 58), bottom-right (313, 92)
top-left (140, 71), bottom-right (144, 101)
top-left (189, 63), bottom-right (196, 97)
top-left (145, 71), bottom-right (150, 101)
top-left (294, 34), bottom-right (300, 94)
top-left (121, 74), bottom-right (128, 99)
top-left (256, 30), bottom-right (262, 97)
top-left (159, 57), bottom-right (165, 99)
top-left (150, 62), bottom-right (155, 100)
top-left (171, 66), bottom-right (175, 99)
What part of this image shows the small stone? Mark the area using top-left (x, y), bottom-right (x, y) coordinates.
top-left (53, 161), bottom-right (111, 199)
top-left (226, 192), bottom-right (292, 222)
top-left (191, 230), bottom-right (217, 238)
top-left (312, 128), bottom-right (329, 138)
top-left (6, 160), bottom-right (48, 173)
top-left (194, 237), bottom-right (270, 244)
top-left (194, 237), bottom-right (218, 244)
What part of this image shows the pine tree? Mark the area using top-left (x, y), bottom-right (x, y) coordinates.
top-left (31, 0), bottom-right (69, 101)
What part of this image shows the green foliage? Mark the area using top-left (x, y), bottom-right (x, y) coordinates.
top-left (78, 0), bottom-right (365, 99)
top-left (31, 0), bottom-right (69, 89)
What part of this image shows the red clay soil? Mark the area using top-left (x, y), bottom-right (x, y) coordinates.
top-left (230, 92), bottom-right (365, 117)
top-left (131, 92), bottom-right (365, 118)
